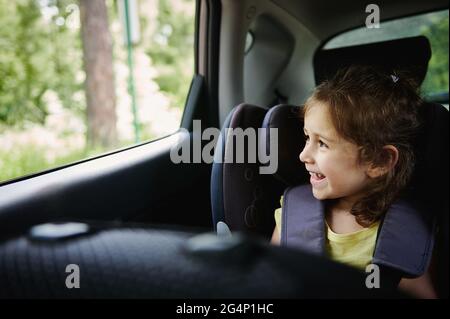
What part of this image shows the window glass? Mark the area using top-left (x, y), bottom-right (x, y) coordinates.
top-left (0, 0), bottom-right (195, 183)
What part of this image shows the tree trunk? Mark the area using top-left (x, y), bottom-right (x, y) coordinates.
top-left (79, 0), bottom-right (117, 148)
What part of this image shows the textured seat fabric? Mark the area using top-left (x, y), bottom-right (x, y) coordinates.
top-left (0, 224), bottom-right (403, 298)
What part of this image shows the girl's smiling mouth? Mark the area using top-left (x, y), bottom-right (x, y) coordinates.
top-left (308, 171), bottom-right (327, 187)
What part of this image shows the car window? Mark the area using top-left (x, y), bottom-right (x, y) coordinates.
top-left (324, 10), bottom-right (449, 103)
top-left (0, 0), bottom-right (195, 183)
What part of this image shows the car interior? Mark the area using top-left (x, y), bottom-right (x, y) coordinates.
top-left (0, 0), bottom-right (448, 298)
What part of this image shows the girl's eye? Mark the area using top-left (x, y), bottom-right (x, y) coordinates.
top-left (304, 134), bottom-right (310, 142)
top-left (319, 140), bottom-right (328, 148)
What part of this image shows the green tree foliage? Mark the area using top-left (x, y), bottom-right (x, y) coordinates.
top-left (146, 0), bottom-right (195, 109)
top-left (421, 14), bottom-right (449, 97)
top-left (0, 0), bottom-right (83, 127)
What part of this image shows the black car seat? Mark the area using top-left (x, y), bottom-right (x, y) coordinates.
top-left (210, 35), bottom-right (448, 297)
top-left (210, 103), bottom-right (287, 240)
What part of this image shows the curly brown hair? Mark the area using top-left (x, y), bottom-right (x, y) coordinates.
top-left (302, 65), bottom-right (422, 227)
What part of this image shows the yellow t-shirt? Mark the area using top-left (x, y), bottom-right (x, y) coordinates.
top-left (274, 196), bottom-right (379, 271)
top-left (325, 221), bottom-right (379, 271)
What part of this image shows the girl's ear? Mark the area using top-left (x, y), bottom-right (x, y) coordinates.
top-left (366, 145), bottom-right (399, 178)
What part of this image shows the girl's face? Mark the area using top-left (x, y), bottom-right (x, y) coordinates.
top-left (299, 101), bottom-right (372, 206)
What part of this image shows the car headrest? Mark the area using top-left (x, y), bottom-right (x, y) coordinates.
top-left (260, 104), bottom-right (309, 186)
top-left (211, 103), bottom-right (284, 238)
top-left (314, 36), bottom-right (432, 86)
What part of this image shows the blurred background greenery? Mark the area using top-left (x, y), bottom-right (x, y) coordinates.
top-left (421, 11), bottom-right (449, 97)
top-left (0, 0), bottom-right (195, 182)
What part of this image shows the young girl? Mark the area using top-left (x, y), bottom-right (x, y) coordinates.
top-left (271, 65), bottom-right (436, 298)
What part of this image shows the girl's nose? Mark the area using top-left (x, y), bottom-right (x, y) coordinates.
top-left (299, 144), bottom-right (312, 163)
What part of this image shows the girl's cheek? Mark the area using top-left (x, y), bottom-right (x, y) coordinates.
top-left (317, 158), bottom-right (330, 172)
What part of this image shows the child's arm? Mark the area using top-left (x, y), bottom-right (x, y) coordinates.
top-left (271, 226), bottom-right (280, 245)
top-left (398, 271), bottom-right (437, 299)
top-left (271, 196), bottom-right (283, 245)
top-left (398, 242), bottom-right (439, 298)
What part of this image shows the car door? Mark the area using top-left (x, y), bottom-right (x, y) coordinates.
top-left (0, 0), bottom-right (222, 239)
